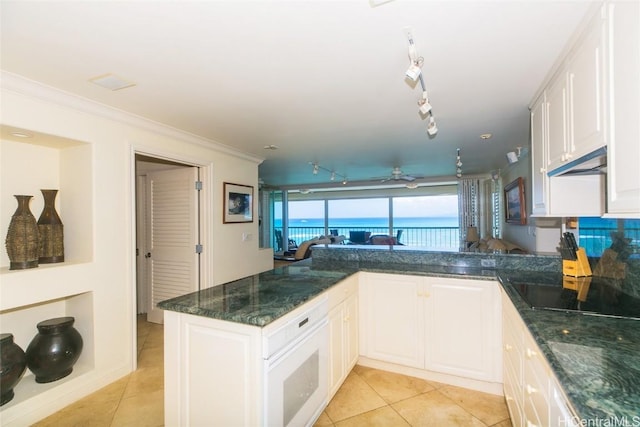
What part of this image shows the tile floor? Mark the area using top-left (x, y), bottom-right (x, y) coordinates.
top-left (34, 316), bottom-right (512, 427)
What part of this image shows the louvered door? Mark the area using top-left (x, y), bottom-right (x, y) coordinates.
top-left (146, 167), bottom-right (199, 324)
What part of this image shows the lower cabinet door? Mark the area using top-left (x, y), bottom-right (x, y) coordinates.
top-left (327, 303), bottom-right (346, 399)
top-left (424, 278), bottom-right (502, 382)
top-left (359, 273), bottom-right (424, 368)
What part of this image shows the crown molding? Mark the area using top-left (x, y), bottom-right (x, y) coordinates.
top-left (0, 71), bottom-right (264, 165)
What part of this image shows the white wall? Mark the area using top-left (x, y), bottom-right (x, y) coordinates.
top-left (0, 73), bottom-right (271, 425)
top-left (500, 150), bottom-right (561, 253)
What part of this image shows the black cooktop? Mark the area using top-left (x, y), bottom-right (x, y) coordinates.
top-left (512, 276), bottom-right (640, 320)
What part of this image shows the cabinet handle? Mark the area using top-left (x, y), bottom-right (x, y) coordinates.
top-left (526, 384), bottom-right (538, 395)
top-left (539, 167), bottom-right (546, 173)
top-left (343, 315), bottom-right (350, 322)
top-left (526, 348), bottom-right (537, 358)
top-left (504, 344), bottom-right (513, 351)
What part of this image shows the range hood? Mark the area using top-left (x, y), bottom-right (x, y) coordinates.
top-left (547, 146), bottom-right (607, 177)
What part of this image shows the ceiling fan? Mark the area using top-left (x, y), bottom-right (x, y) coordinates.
top-left (379, 167), bottom-right (421, 182)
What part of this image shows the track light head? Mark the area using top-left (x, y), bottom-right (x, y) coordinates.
top-left (427, 116), bottom-right (438, 136)
top-left (506, 151), bottom-right (519, 164)
top-left (405, 62), bottom-right (421, 81)
top-left (418, 98), bottom-right (432, 115)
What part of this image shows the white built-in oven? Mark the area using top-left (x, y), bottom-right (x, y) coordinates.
top-left (263, 297), bottom-right (329, 427)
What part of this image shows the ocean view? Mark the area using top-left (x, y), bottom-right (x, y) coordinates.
top-left (275, 216), bottom-right (459, 229)
top-left (275, 217), bottom-right (460, 248)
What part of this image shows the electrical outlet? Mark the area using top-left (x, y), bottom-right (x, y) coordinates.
top-left (481, 258), bottom-right (496, 268)
top-left (242, 233), bottom-right (252, 241)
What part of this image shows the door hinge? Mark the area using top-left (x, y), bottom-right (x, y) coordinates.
top-left (195, 181), bottom-right (203, 191)
top-left (195, 244), bottom-right (203, 254)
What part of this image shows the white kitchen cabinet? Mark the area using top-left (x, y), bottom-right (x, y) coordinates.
top-left (606, 1), bottom-right (640, 216)
top-left (567, 7), bottom-right (608, 160)
top-left (359, 272), bottom-right (502, 387)
top-left (529, 3), bottom-right (615, 217)
top-left (358, 272), bottom-right (423, 369)
top-left (544, 5), bottom-right (607, 174)
top-left (501, 290), bottom-right (577, 427)
top-left (530, 94), bottom-right (549, 216)
top-left (327, 274), bottom-right (359, 399)
top-left (423, 277), bottom-right (502, 383)
top-left (163, 310), bottom-right (264, 427)
top-left (545, 73), bottom-right (570, 172)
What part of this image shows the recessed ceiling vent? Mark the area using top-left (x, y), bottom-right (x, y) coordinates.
top-left (89, 73), bottom-right (136, 91)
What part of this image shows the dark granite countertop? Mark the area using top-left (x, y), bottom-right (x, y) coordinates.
top-left (498, 270), bottom-right (640, 422)
top-left (159, 247), bottom-right (640, 423)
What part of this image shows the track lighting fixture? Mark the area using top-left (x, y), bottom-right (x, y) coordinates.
top-left (309, 162), bottom-right (347, 184)
top-left (418, 91), bottom-right (432, 115)
top-left (506, 147), bottom-right (523, 164)
top-left (404, 27), bottom-right (438, 137)
top-left (427, 116), bottom-right (438, 136)
top-left (456, 149), bottom-right (463, 178)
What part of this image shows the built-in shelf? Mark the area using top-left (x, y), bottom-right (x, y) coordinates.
top-left (1, 125), bottom-right (93, 268)
top-left (0, 291), bottom-right (95, 421)
top-left (0, 125), bottom-right (96, 424)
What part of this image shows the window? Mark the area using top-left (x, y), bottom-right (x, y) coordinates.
top-left (328, 198), bottom-right (389, 239)
top-left (275, 187), bottom-right (460, 248)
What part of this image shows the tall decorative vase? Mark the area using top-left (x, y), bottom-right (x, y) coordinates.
top-left (25, 317), bottom-right (83, 383)
top-left (5, 195), bottom-right (39, 270)
top-left (37, 189), bottom-right (64, 264)
top-left (0, 333), bottom-right (27, 406)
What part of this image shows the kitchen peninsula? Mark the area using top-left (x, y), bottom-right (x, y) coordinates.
top-left (159, 245), bottom-right (640, 426)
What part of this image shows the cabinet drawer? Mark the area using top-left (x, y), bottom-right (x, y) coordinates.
top-left (523, 336), bottom-right (550, 427)
top-left (503, 364), bottom-right (524, 427)
top-left (328, 276), bottom-right (358, 309)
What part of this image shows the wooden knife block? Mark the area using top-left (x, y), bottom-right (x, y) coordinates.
top-left (562, 248), bottom-right (592, 277)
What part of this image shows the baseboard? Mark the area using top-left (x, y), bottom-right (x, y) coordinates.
top-left (357, 356), bottom-right (504, 396)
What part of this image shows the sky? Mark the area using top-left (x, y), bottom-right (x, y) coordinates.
top-left (280, 195), bottom-right (459, 219)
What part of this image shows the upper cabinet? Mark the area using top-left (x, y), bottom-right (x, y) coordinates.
top-left (530, 95), bottom-right (549, 216)
top-left (530, 1), bottom-right (640, 218)
top-left (606, 1), bottom-right (640, 216)
top-left (544, 5), bottom-right (607, 174)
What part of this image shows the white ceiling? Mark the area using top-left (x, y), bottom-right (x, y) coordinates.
top-left (0, 0), bottom-right (594, 188)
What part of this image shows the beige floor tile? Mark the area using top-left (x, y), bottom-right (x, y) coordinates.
top-left (392, 390), bottom-right (486, 427)
top-left (143, 324), bottom-right (165, 349)
top-left (438, 385), bottom-right (510, 426)
top-left (325, 371), bottom-right (387, 422)
top-left (32, 376), bottom-right (129, 427)
top-left (314, 410), bottom-right (335, 426)
top-left (138, 345), bottom-right (164, 369)
top-left (32, 397), bottom-right (120, 427)
top-left (122, 364), bottom-right (164, 399)
top-left (335, 406), bottom-right (411, 427)
top-left (490, 419), bottom-right (514, 427)
top-left (353, 365), bottom-right (436, 404)
top-left (111, 388), bottom-right (164, 427)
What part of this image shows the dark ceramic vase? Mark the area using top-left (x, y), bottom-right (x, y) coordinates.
top-left (0, 333), bottom-right (27, 406)
top-left (37, 189), bottom-right (64, 264)
top-left (5, 195), bottom-right (39, 270)
top-left (26, 317), bottom-right (83, 383)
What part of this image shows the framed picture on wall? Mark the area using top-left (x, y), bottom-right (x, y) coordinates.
top-left (504, 177), bottom-right (526, 225)
top-left (223, 182), bottom-right (253, 223)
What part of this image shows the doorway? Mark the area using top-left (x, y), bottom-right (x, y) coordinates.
top-left (134, 153), bottom-right (204, 369)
